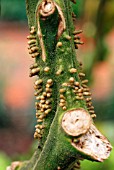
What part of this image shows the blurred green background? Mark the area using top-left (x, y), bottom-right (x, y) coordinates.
top-left (0, 0), bottom-right (114, 169)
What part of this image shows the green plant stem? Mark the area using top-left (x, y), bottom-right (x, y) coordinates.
top-left (16, 0), bottom-right (112, 169)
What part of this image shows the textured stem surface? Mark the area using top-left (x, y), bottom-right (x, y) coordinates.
top-left (10, 0), bottom-right (112, 170)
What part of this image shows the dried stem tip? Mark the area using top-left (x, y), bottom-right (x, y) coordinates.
top-left (39, 0), bottom-right (55, 17)
top-left (62, 108), bottom-right (91, 137)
